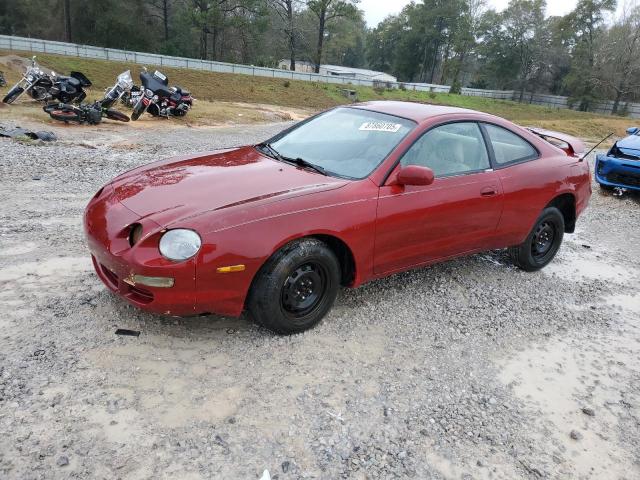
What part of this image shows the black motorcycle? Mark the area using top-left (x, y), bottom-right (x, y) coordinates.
top-left (129, 69), bottom-right (193, 120)
top-left (43, 70), bottom-right (133, 124)
top-left (2, 56), bottom-right (91, 105)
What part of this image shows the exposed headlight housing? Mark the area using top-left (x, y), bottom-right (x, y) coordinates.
top-left (159, 229), bottom-right (201, 262)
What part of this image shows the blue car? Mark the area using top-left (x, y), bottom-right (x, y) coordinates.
top-left (595, 127), bottom-right (640, 192)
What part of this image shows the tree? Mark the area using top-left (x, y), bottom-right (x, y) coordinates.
top-left (307, 0), bottom-right (358, 73)
top-left (564, 0), bottom-right (616, 110)
top-left (269, 0), bottom-right (300, 70)
top-left (594, 5), bottom-right (640, 113)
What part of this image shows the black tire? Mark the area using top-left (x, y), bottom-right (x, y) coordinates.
top-left (599, 183), bottom-right (614, 192)
top-left (105, 108), bottom-right (130, 122)
top-left (509, 207), bottom-right (564, 272)
top-left (3, 86), bottom-right (24, 104)
top-left (47, 106), bottom-right (82, 124)
top-left (131, 99), bottom-right (147, 121)
top-left (247, 238), bottom-right (341, 334)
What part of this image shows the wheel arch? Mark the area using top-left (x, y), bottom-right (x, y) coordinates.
top-left (243, 232), bottom-right (357, 310)
top-left (546, 193), bottom-right (576, 233)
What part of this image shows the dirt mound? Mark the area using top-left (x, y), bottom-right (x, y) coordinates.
top-left (0, 54), bottom-right (54, 76)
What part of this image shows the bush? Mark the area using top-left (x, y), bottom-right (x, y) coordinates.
top-left (283, 80), bottom-right (290, 88)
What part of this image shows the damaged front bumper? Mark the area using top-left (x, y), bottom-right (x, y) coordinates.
top-left (595, 154), bottom-right (640, 192)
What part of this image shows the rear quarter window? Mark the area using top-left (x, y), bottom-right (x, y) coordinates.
top-left (484, 124), bottom-right (538, 166)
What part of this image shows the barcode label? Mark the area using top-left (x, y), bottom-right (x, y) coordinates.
top-left (359, 122), bottom-right (402, 133)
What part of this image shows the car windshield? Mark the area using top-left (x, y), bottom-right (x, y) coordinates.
top-left (266, 107), bottom-right (416, 179)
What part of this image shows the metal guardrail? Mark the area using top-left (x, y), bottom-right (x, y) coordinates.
top-left (1, 34), bottom-right (638, 117)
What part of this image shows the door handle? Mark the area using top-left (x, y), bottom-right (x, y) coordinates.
top-left (480, 186), bottom-right (497, 197)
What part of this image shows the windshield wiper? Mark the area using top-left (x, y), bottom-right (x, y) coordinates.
top-left (257, 142), bottom-right (328, 176)
top-left (281, 156), bottom-right (328, 176)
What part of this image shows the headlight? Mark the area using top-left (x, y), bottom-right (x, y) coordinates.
top-left (159, 229), bottom-right (201, 261)
top-left (145, 88), bottom-right (154, 98)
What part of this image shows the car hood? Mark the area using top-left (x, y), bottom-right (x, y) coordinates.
top-left (617, 134), bottom-right (640, 152)
top-left (110, 146), bottom-right (348, 228)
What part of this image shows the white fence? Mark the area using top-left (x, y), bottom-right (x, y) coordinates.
top-left (1, 34), bottom-right (638, 118)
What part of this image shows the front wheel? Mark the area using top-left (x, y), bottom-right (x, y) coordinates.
top-left (130, 98), bottom-right (148, 121)
top-left (509, 207), bottom-right (564, 271)
top-left (2, 85), bottom-right (24, 104)
top-left (105, 108), bottom-right (130, 122)
top-left (247, 238), bottom-right (341, 334)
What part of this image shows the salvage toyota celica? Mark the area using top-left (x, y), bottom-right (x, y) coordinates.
top-left (85, 101), bottom-right (592, 334)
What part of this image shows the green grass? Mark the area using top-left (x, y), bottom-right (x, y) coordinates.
top-left (0, 50), bottom-right (633, 141)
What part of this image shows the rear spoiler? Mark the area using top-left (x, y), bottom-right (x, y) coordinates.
top-left (526, 127), bottom-right (586, 157)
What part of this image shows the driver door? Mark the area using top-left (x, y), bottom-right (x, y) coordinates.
top-left (374, 121), bottom-right (504, 274)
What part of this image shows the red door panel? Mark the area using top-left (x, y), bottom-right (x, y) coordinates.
top-left (374, 171), bottom-right (503, 274)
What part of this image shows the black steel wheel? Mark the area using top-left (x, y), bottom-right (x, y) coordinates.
top-left (509, 207), bottom-right (564, 271)
top-left (248, 238), bottom-right (340, 334)
top-left (281, 261), bottom-right (329, 319)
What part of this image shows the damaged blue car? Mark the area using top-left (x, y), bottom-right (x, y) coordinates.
top-left (595, 127), bottom-right (640, 192)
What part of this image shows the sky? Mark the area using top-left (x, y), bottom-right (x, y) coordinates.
top-left (360, 0), bottom-right (597, 27)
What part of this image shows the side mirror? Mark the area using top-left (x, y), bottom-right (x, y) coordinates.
top-left (626, 127), bottom-right (639, 135)
top-left (396, 165), bottom-right (435, 186)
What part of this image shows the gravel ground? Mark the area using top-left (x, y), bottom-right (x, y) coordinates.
top-left (0, 118), bottom-right (639, 480)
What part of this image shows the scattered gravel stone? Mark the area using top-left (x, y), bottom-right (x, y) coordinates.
top-left (570, 430), bottom-right (583, 441)
top-left (581, 407), bottom-right (596, 417)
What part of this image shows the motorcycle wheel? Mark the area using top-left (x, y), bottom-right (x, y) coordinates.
top-left (45, 105), bottom-right (82, 124)
top-left (131, 98), bottom-right (148, 121)
top-left (2, 86), bottom-right (24, 104)
top-left (105, 108), bottom-right (130, 122)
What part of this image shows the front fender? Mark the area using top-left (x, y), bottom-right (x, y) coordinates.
top-left (194, 194), bottom-right (378, 317)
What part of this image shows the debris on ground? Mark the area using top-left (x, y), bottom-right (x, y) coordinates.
top-left (0, 124), bottom-right (57, 142)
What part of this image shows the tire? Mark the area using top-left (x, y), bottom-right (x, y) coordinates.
top-left (105, 108), bottom-right (130, 122)
top-left (509, 207), bottom-right (564, 272)
top-left (44, 103), bottom-right (82, 123)
top-left (131, 98), bottom-right (147, 121)
top-left (3, 86), bottom-right (24, 104)
top-left (247, 238), bottom-right (341, 334)
top-left (599, 183), bottom-right (614, 191)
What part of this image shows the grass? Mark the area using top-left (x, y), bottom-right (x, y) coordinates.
top-left (0, 50), bottom-right (635, 141)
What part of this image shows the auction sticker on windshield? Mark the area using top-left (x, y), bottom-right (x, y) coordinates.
top-left (359, 122), bottom-right (403, 133)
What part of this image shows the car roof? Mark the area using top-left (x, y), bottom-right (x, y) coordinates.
top-left (350, 100), bottom-right (485, 123)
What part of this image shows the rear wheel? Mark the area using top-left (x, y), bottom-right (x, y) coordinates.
top-left (247, 238), bottom-right (340, 334)
top-left (105, 108), bottom-right (130, 122)
top-left (2, 86), bottom-right (24, 104)
top-left (44, 104), bottom-right (82, 123)
top-left (509, 207), bottom-right (564, 271)
top-left (131, 98), bottom-right (147, 121)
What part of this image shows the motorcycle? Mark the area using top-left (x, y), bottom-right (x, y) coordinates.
top-left (129, 69), bottom-right (193, 120)
top-left (43, 70), bottom-right (133, 124)
top-left (2, 56), bottom-right (91, 105)
top-left (0, 71), bottom-right (6, 87)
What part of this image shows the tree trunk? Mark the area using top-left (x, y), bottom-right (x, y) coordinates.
top-left (288, 2), bottom-right (295, 71)
top-left (428, 39), bottom-right (440, 84)
top-left (63, 0), bottom-right (72, 42)
top-left (163, 0), bottom-right (169, 42)
top-left (314, 8), bottom-right (326, 74)
top-left (200, 28), bottom-right (208, 60)
top-left (612, 89), bottom-right (623, 115)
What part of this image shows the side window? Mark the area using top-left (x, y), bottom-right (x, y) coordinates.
top-left (484, 124), bottom-right (538, 166)
top-left (400, 122), bottom-right (490, 177)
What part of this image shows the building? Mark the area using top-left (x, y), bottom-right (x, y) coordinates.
top-left (278, 60), bottom-right (397, 83)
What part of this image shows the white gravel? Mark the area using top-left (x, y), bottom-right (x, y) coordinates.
top-left (0, 119), bottom-right (639, 479)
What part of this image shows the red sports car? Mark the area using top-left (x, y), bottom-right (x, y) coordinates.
top-left (85, 101), bottom-right (591, 333)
